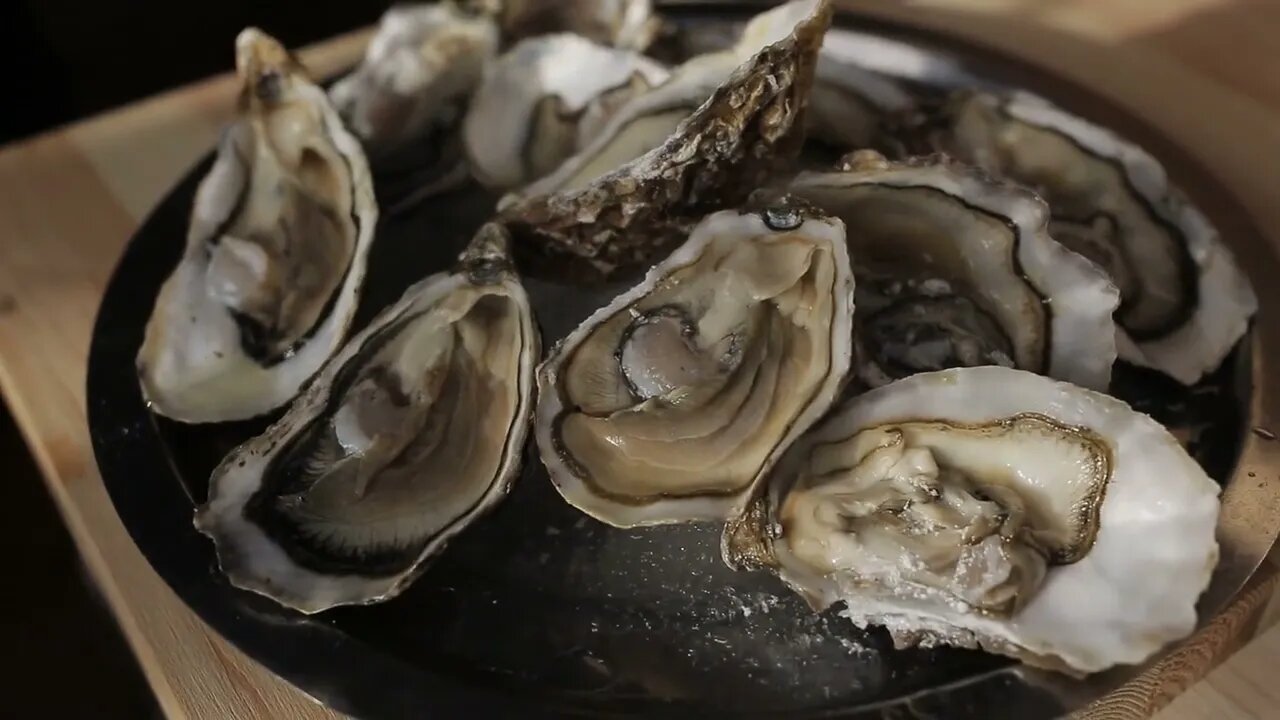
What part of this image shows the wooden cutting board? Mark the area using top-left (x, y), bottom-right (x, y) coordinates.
top-left (0, 1), bottom-right (1277, 717)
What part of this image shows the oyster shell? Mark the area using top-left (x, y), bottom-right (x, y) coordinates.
top-left (463, 33), bottom-right (668, 190)
top-left (501, 0), bottom-right (832, 276)
top-left (790, 151), bottom-right (1119, 391)
top-left (535, 204), bottom-right (855, 526)
top-left (499, 0), bottom-right (659, 50)
top-left (329, 2), bottom-right (498, 201)
top-left (195, 224), bottom-right (538, 612)
top-left (138, 29), bottom-right (377, 423)
top-left (807, 54), bottom-right (914, 151)
top-left (915, 90), bottom-right (1256, 384)
top-left (725, 367), bottom-right (1220, 675)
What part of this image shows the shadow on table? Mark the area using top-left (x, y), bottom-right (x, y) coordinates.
top-left (0, 401), bottom-right (160, 718)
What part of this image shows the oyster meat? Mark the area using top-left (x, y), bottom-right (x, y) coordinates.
top-left (791, 151), bottom-right (1119, 391)
top-left (499, 0), bottom-right (659, 50)
top-left (329, 2), bottom-right (498, 200)
top-left (535, 204), bottom-right (855, 526)
top-left (501, 0), bottom-right (832, 275)
top-left (196, 225), bottom-right (538, 612)
top-left (463, 33), bottom-right (668, 190)
top-left (138, 29), bottom-right (377, 423)
top-left (726, 366), bottom-right (1220, 674)
top-left (914, 90), bottom-right (1256, 384)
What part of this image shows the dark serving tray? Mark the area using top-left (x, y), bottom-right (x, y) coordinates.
top-left (87, 3), bottom-right (1280, 718)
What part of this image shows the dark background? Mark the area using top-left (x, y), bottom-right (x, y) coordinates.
top-left (0, 2), bottom-right (388, 715)
top-left (0, 0), bottom-right (392, 144)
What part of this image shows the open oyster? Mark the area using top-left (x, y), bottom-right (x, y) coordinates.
top-left (499, 0), bottom-right (658, 50)
top-left (535, 204), bottom-right (854, 526)
top-left (329, 2), bottom-right (498, 201)
top-left (914, 90), bottom-right (1256, 384)
top-left (725, 366), bottom-right (1220, 674)
top-left (807, 55), bottom-right (915, 152)
top-left (790, 151), bottom-right (1119, 391)
top-left (501, 0), bottom-right (831, 275)
top-left (138, 29), bottom-right (377, 423)
top-left (463, 33), bottom-right (668, 190)
top-left (195, 225), bottom-right (538, 612)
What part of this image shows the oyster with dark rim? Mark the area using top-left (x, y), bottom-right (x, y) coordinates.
top-left (790, 151), bottom-right (1119, 391)
top-left (534, 203), bottom-right (855, 526)
top-left (196, 224), bottom-right (538, 612)
top-left (910, 90), bottom-right (1256, 384)
top-left (725, 366), bottom-right (1220, 675)
top-left (500, 0), bottom-right (832, 276)
top-left (138, 28), bottom-right (377, 423)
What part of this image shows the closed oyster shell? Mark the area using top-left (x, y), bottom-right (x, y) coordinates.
top-left (726, 366), bottom-right (1220, 675)
top-left (535, 204), bottom-right (854, 526)
top-left (138, 29), bottom-right (377, 423)
top-left (790, 151), bottom-right (1119, 391)
top-left (195, 225), bottom-right (538, 612)
top-left (500, 0), bottom-right (832, 276)
top-left (916, 90), bottom-right (1256, 385)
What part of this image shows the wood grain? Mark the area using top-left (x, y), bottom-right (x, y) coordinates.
top-left (0, 3), bottom-right (1277, 718)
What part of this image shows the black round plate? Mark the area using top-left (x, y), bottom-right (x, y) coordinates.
top-left (88, 4), bottom-right (1265, 719)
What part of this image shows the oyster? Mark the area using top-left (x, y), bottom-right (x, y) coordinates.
top-left (499, 0), bottom-right (659, 50)
top-left (195, 225), bottom-right (538, 612)
top-left (501, 0), bottom-right (832, 275)
top-left (535, 204), bottom-right (855, 527)
top-left (726, 367), bottom-right (1220, 674)
top-left (915, 90), bottom-right (1256, 384)
top-left (138, 29), bottom-right (377, 423)
top-left (790, 151), bottom-right (1118, 391)
top-left (329, 2), bottom-right (498, 201)
top-left (807, 55), bottom-right (915, 152)
top-left (463, 33), bottom-right (668, 190)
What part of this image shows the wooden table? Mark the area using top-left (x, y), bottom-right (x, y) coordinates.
top-left (1, 2), bottom-right (1278, 718)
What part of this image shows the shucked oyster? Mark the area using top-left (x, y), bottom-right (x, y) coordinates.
top-left (196, 225), bottom-right (538, 612)
top-left (499, 0), bottom-right (659, 50)
top-left (138, 29), bottom-right (377, 423)
top-left (329, 3), bottom-right (498, 201)
top-left (725, 367), bottom-right (1220, 674)
top-left (501, 0), bottom-right (831, 275)
top-left (913, 90), bottom-right (1256, 384)
top-left (463, 33), bottom-right (668, 190)
top-left (535, 204), bottom-right (854, 526)
top-left (806, 54), bottom-right (915, 152)
top-left (790, 151), bottom-right (1118, 391)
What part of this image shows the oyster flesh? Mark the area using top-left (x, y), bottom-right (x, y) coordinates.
top-left (138, 28), bottom-right (377, 423)
top-left (726, 366), bottom-right (1219, 674)
top-left (501, 0), bottom-right (832, 275)
top-left (790, 151), bottom-right (1119, 391)
top-left (915, 90), bottom-right (1256, 385)
top-left (463, 33), bottom-right (668, 190)
top-left (196, 224), bottom-right (538, 612)
top-left (535, 204), bottom-right (855, 527)
top-left (499, 0), bottom-right (659, 50)
top-left (329, 3), bottom-right (498, 197)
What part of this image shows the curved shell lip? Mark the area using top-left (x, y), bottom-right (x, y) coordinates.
top-left (194, 269), bottom-right (540, 614)
top-left (1006, 92), bottom-right (1258, 385)
top-left (790, 154), bottom-right (1120, 392)
top-left (763, 366), bottom-right (1220, 674)
top-left (534, 208), bottom-right (855, 527)
top-left (138, 52), bottom-right (379, 425)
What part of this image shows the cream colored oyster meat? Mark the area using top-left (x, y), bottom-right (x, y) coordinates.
top-left (501, 0), bottom-right (832, 275)
top-left (138, 29), bottom-right (377, 423)
top-left (535, 205), bottom-right (855, 527)
top-left (918, 90), bottom-right (1256, 385)
top-left (790, 152), bottom-right (1118, 391)
top-left (196, 225), bottom-right (538, 613)
top-left (727, 367), bottom-right (1220, 675)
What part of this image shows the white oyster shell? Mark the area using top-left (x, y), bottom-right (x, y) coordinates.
top-left (535, 205), bottom-right (855, 526)
top-left (791, 152), bottom-right (1119, 391)
top-left (463, 33), bottom-right (668, 190)
top-left (746, 367), bottom-right (1220, 674)
top-left (138, 28), bottom-right (377, 423)
top-left (195, 225), bottom-right (538, 613)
